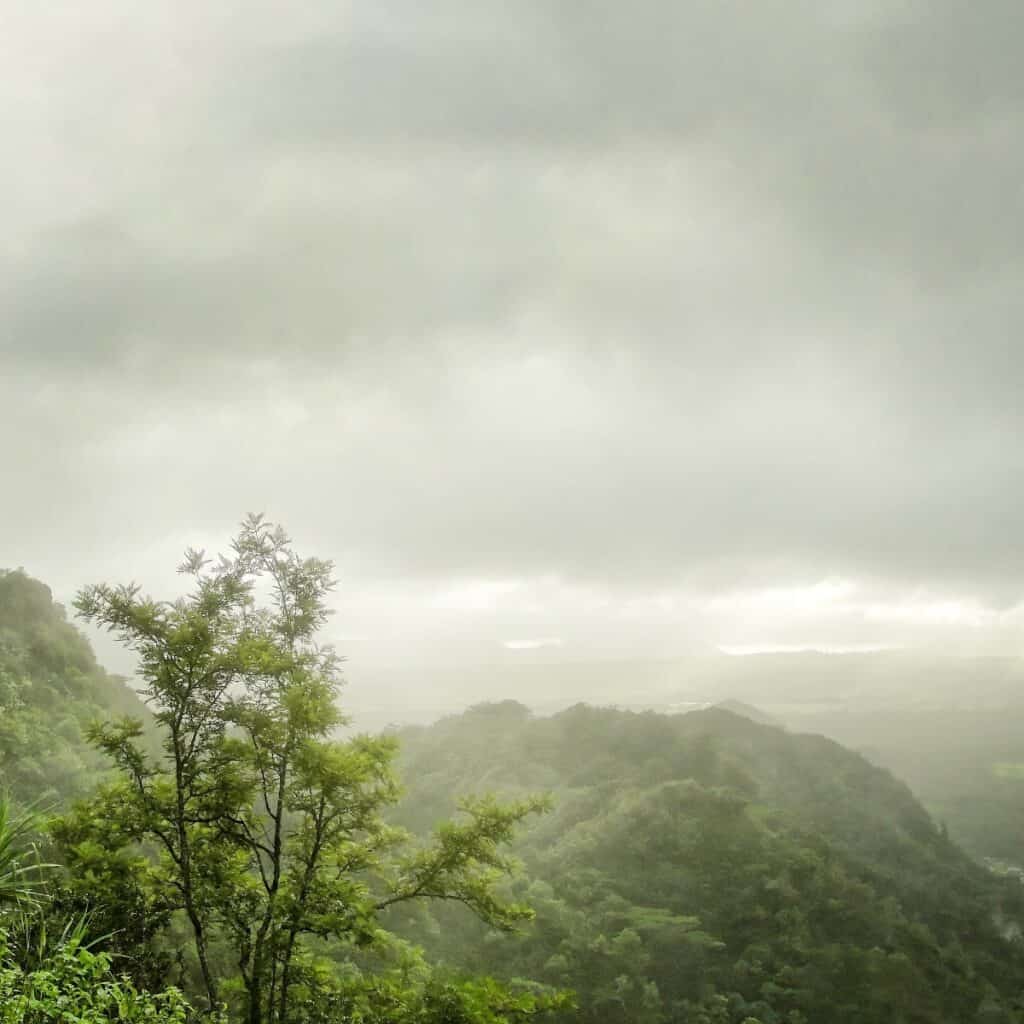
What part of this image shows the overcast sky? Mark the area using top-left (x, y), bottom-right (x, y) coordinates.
top-left (3, 1), bottom-right (1024, 678)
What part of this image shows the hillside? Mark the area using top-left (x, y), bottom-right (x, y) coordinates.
top-left (712, 699), bottom-right (782, 728)
top-left (4, 568), bottom-right (1024, 1021)
top-left (0, 569), bottom-right (146, 804)
top-left (777, 706), bottom-right (1024, 865)
top-left (347, 652), bottom-right (1024, 868)
top-left (391, 702), bottom-right (1024, 1024)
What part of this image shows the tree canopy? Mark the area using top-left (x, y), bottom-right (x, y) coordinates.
top-left (52, 517), bottom-right (556, 1023)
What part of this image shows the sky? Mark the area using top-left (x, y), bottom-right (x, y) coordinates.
top-left (3, 1), bottom-right (1024, 680)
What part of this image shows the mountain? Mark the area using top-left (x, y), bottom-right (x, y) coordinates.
top-left (0, 569), bottom-right (146, 804)
top-left (390, 701), bottom-right (1024, 1024)
top-left (345, 651), bottom-right (1024, 869)
top-left (342, 649), bottom-right (1024, 731)
top-left (4, 571), bottom-right (1024, 1022)
top-left (712, 699), bottom-right (782, 728)
top-left (786, 704), bottom-right (1024, 865)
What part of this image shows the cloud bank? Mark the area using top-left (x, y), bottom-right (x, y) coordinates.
top-left (3, 1), bottom-right (1023, 668)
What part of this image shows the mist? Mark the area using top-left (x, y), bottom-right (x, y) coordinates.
top-left (5, 2), bottom-right (1024, 705)
top-left (6, 8), bottom-right (1024, 1020)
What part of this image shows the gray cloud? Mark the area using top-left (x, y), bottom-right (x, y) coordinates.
top-left (3, 1), bottom-right (1024, 664)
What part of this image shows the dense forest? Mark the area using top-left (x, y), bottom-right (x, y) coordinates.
top-left (2, 529), bottom-right (1024, 1021)
top-left (391, 702), bottom-right (1024, 1023)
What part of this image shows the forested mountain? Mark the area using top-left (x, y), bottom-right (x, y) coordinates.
top-left (392, 702), bottom-right (1024, 1024)
top-left (0, 569), bottom-right (145, 804)
top-left (351, 651), bottom-right (1024, 872)
top-left (4, 562), bottom-right (1024, 1022)
top-left (782, 706), bottom-right (1024, 866)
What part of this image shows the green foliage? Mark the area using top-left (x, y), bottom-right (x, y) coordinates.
top-left (0, 795), bottom-right (54, 910)
top-left (259, 939), bottom-right (572, 1024)
top-left (328, 973), bottom-right (572, 1024)
top-left (57, 517), bottom-right (550, 1023)
top-left (0, 569), bottom-right (146, 806)
top-left (0, 925), bottom-right (195, 1023)
top-left (12, 543), bottom-right (1024, 1022)
top-left (795, 706), bottom-right (1024, 865)
top-left (392, 703), bottom-right (1024, 1024)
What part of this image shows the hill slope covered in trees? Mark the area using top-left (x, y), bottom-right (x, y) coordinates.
top-left (0, 569), bottom-right (146, 804)
top-left (392, 701), bottom-right (1024, 1024)
top-left (4, 563), bottom-right (1024, 1022)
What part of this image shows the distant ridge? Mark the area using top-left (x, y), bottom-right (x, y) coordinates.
top-left (711, 697), bottom-right (783, 728)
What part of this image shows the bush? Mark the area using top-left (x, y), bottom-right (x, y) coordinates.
top-left (0, 927), bottom-right (197, 1024)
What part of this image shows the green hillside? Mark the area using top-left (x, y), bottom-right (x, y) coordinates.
top-left (4, 566), bottom-right (1024, 1022)
top-left (785, 706), bottom-right (1024, 866)
top-left (0, 569), bottom-right (146, 804)
top-left (392, 702), bottom-right (1024, 1024)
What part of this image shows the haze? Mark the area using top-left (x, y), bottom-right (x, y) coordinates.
top-left (4, 2), bottom-right (1023, 699)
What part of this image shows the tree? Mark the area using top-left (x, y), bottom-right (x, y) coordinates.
top-left (64, 516), bottom-right (548, 1023)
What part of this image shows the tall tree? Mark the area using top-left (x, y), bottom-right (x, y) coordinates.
top-left (67, 516), bottom-right (547, 1023)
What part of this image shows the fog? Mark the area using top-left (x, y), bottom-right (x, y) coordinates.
top-left (4, 2), bottom-right (1024, 706)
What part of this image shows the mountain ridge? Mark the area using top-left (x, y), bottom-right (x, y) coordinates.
top-left (390, 700), bottom-right (1024, 1023)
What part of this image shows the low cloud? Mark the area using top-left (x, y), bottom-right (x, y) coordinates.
top-left (3, 1), bottom-right (1023, 669)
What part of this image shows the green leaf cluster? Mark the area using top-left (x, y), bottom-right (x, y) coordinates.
top-left (0, 926), bottom-right (194, 1024)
